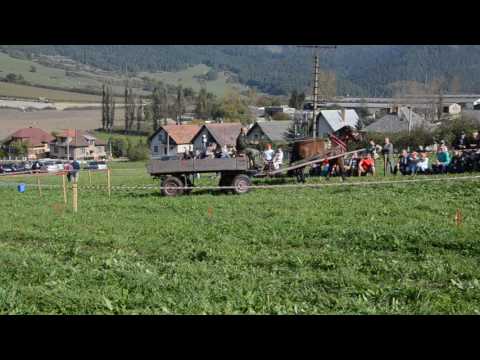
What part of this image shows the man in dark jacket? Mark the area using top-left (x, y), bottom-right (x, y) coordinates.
top-left (382, 137), bottom-right (395, 176)
top-left (236, 128), bottom-right (260, 168)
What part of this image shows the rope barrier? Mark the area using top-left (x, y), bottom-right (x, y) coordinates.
top-left (2, 174), bottom-right (480, 192)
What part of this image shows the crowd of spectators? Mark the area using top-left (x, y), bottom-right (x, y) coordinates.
top-left (315, 130), bottom-right (480, 178)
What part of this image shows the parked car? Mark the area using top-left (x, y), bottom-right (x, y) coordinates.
top-left (86, 161), bottom-right (108, 170)
top-left (0, 164), bottom-right (14, 174)
top-left (42, 161), bottom-right (60, 173)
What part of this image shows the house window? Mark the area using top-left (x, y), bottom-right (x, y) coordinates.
top-left (154, 146), bottom-right (159, 153)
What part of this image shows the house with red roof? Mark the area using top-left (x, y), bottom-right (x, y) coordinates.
top-left (2, 127), bottom-right (55, 160)
top-left (148, 125), bottom-right (201, 157)
top-left (50, 129), bottom-right (107, 160)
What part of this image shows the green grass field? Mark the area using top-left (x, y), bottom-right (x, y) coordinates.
top-left (138, 64), bottom-right (247, 97)
top-left (0, 52), bottom-right (247, 101)
top-left (0, 163), bottom-right (480, 314)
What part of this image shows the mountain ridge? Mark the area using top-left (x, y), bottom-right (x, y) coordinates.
top-left (2, 45), bottom-right (480, 97)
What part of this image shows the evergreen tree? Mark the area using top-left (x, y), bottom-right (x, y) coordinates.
top-left (124, 83), bottom-right (129, 133)
top-left (109, 90), bottom-right (115, 131)
top-left (175, 85), bottom-right (185, 125)
top-left (137, 100), bottom-right (144, 132)
top-left (101, 84), bottom-right (107, 130)
top-left (151, 87), bottom-right (160, 132)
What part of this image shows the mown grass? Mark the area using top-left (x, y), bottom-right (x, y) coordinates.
top-left (0, 163), bottom-right (480, 314)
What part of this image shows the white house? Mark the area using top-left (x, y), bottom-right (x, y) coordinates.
top-left (316, 109), bottom-right (359, 137)
top-left (442, 103), bottom-right (462, 115)
top-left (148, 125), bottom-right (201, 158)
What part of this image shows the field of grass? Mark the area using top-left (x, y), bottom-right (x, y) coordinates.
top-left (0, 82), bottom-right (104, 103)
top-left (1, 163), bottom-right (480, 314)
top-left (0, 53), bottom-right (248, 102)
top-left (138, 64), bottom-right (247, 98)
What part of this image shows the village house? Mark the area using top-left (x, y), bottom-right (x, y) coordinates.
top-left (442, 103), bottom-right (462, 116)
top-left (246, 121), bottom-right (292, 146)
top-left (148, 125), bottom-right (201, 158)
top-left (192, 123), bottom-right (243, 153)
top-left (316, 109), bottom-right (359, 137)
top-left (364, 106), bottom-right (434, 133)
top-left (2, 127), bottom-right (54, 160)
top-left (50, 129), bottom-right (107, 160)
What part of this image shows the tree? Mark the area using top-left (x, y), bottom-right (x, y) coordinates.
top-left (102, 84), bottom-right (107, 130)
top-left (175, 85), bottom-right (185, 124)
top-left (288, 90), bottom-right (306, 110)
top-left (109, 92), bottom-right (115, 131)
top-left (195, 87), bottom-right (210, 120)
top-left (289, 90), bottom-right (298, 109)
top-left (151, 87), bottom-right (161, 132)
top-left (136, 101), bottom-right (144, 132)
top-left (219, 89), bottom-right (252, 124)
top-left (272, 112), bottom-right (291, 121)
top-left (8, 140), bottom-right (28, 158)
top-left (127, 140), bottom-right (149, 161)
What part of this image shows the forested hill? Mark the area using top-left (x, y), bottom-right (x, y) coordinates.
top-left (2, 45), bottom-right (480, 97)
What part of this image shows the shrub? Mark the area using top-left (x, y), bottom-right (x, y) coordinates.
top-left (127, 141), bottom-right (149, 161)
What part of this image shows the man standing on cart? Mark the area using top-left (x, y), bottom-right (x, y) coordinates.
top-left (236, 128), bottom-right (260, 169)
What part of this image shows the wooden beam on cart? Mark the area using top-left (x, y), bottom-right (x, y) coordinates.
top-left (264, 148), bottom-right (366, 176)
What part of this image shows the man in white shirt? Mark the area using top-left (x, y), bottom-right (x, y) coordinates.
top-left (273, 148), bottom-right (284, 170)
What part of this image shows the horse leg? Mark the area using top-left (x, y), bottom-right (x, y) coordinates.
top-left (338, 157), bottom-right (346, 181)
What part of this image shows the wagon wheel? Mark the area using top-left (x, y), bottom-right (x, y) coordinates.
top-left (231, 174), bottom-right (251, 195)
top-left (161, 176), bottom-right (185, 197)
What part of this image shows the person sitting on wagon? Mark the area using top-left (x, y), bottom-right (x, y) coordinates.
top-left (262, 144), bottom-right (275, 170)
top-left (272, 147), bottom-right (284, 170)
top-left (359, 153), bottom-right (375, 176)
top-left (236, 128), bottom-right (260, 169)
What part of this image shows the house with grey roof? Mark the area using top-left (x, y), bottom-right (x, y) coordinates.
top-left (364, 107), bottom-right (434, 133)
top-left (246, 121), bottom-right (292, 145)
top-left (316, 109), bottom-right (359, 137)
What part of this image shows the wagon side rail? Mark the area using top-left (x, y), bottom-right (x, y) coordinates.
top-left (263, 148), bottom-right (366, 176)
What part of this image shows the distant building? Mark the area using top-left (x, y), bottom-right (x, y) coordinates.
top-left (192, 123), bottom-right (243, 152)
top-left (316, 109), bottom-right (359, 137)
top-left (265, 105), bottom-right (296, 119)
top-left (50, 130), bottom-right (106, 160)
top-left (442, 103), bottom-right (462, 115)
top-left (246, 121), bottom-right (292, 145)
top-left (148, 125), bottom-right (200, 157)
top-left (2, 127), bottom-right (54, 160)
top-left (364, 107), bottom-right (434, 133)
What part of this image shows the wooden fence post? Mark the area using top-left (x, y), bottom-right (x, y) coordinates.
top-left (62, 173), bottom-right (67, 204)
top-left (107, 168), bottom-right (111, 198)
top-left (37, 175), bottom-right (42, 197)
top-left (72, 182), bottom-right (78, 213)
top-left (88, 169), bottom-right (92, 185)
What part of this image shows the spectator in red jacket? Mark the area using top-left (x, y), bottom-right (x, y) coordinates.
top-left (359, 153), bottom-right (376, 176)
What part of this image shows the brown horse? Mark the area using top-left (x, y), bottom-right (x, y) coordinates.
top-left (289, 126), bottom-right (362, 182)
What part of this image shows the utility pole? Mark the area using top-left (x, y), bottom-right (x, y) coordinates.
top-left (297, 45), bottom-right (337, 138)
